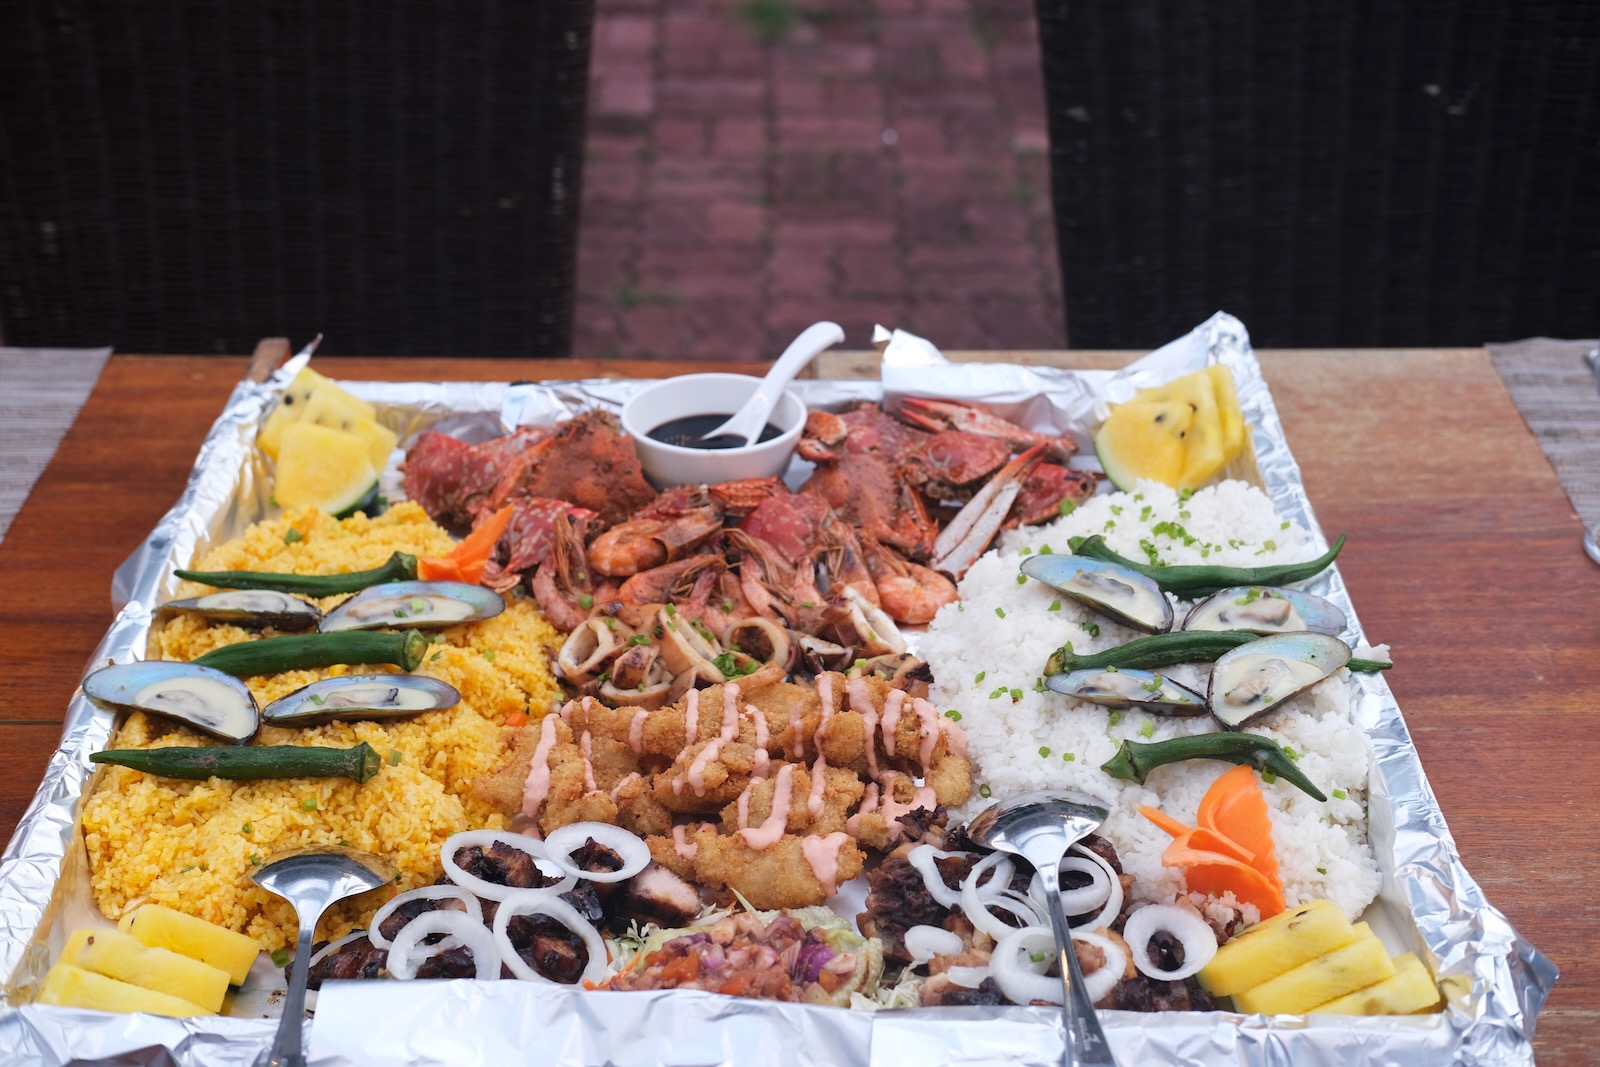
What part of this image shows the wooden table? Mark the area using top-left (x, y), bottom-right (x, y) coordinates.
top-left (0, 349), bottom-right (1589, 1062)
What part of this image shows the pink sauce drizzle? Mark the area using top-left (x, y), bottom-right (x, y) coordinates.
top-left (786, 699), bottom-right (805, 761)
top-left (807, 752), bottom-right (828, 818)
top-left (881, 689), bottom-right (905, 757)
top-left (738, 763), bottom-right (794, 849)
top-left (628, 709), bottom-right (648, 754)
top-left (609, 772), bottom-right (641, 800)
top-left (801, 832), bottom-right (851, 897)
top-left (749, 706), bottom-right (770, 779)
top-left (519, 714), bottom-right (561, 818)
top-left (847, 677), bottom-right (880, 780)
top-left (844, 782), bottom-right (878, 836)
top-left (684, 681), bottom-right (743, 797)
top-left (880, 784), bottom-right (937, 838)
top-left (814, 673), bottom-right (836, 750)
top-left (684, 688), bottom-right (701, 746)
top-left (579, 730), bottom-right (597, 793)
top-left (672, 824), bottom-right (698, 862)
top-left (914, 697), bottom-right (942, 770)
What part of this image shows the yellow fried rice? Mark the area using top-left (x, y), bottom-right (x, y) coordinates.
top-left (79, 502), bottom-right (565, 951)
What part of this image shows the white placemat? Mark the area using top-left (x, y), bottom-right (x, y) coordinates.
top-left (0, 347), bottom-right (113, 543)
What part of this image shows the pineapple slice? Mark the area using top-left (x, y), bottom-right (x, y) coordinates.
top-left (62, 928), bottom-right (231, 1013)
top-left (1231, 922), bottom-right (1396, 1015)
top-left (37, 964), bottom-right (211, 1017)
top-left (119, 904), bottom-right (262, 985)
top-left (1309, 952), bottom-right (1444, 1015)
top-left (1199, 900), bottom-right (1355, 996)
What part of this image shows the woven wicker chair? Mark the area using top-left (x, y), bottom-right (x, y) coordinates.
top-left (0, 1), bottom-right (593, 356)
top-left (1035, 0), bottom-right (1600, 348)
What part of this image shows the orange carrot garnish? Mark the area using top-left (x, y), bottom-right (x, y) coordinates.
top-left (418, 504), bottom-right (514, 584)
top-left (1140, 764), bottom-right (1286, 918)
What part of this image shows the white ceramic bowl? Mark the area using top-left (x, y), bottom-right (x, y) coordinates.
top-left (621, 373), bottom-right (807, 488)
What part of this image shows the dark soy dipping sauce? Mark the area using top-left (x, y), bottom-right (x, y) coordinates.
top-left (648, 413), bottom-right (783, 450)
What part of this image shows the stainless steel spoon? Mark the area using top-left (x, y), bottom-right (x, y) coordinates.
top-left (251, 847), bottom-right (396, 1067)
top-left (699, 320), bottom-right (843, 444)
top-left (966, 789), bottom-right (1119, 1067)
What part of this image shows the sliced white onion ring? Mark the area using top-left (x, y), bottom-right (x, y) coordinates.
top-left (907, 846), bottom-right (964, 908)
top-left (387, 910), bottom-right (500, 981)
top-left (543, 822), bottom-right (650, 884)
top-left (1121, 903), bottom-right (1218, 981)
top-left (492, 890), bottom-right (609, 985)
top-left (367, 885), bottom-right (484, 950)
top-left (903, 924), bottom-right (964, 963)
top-left (945, 965), bottom-right (990, 989)
top-left (990, 926), bottom-right (1128, 1007)
top-left (1027, 856), bottom-right (1111, 921)
top-left (960, 854), bottom-right (1040, 940)
top-left (1029, 845), bottom-right (1124, 933)
top-left (1071, 929), bottom-right (1129, 1004)
top-left (990, 926), bottom-right (1062, 1006)
top-left (307, 931), bottom-right (370, 973)
top-left (440, 829), bottom-right (575, 902)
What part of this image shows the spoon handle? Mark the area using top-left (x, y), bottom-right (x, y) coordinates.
top-left (266, 920), bottom-right (317, 1067)
top-left (700, 320), bottom-right (843, 442)
top-left (1038, 864), bottom-right (1119, 1067)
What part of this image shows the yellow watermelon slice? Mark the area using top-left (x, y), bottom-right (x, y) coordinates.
top-left (274, 422), bottom-right (379, 517)
top-left (1094, 399), bottom-right (1193, 490)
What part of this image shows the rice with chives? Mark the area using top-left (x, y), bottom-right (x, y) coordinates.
top-left (80, 502), bottom-right (566, 951)
top-left (919, 479), bottom-right (1382, 919)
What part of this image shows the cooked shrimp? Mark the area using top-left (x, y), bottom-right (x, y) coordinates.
top-left (863, 538), bottom-right (957, 624)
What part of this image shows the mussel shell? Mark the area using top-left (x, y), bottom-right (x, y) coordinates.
top-left (1046, 668), bottom-right (1208, 715)
top-left (81, 661), bottom-right (260, 743)
top-left (154, 590), bottom-right (322, 631)
top-left (262, 674), bottom-right (460, 725)
top-left (1183, 586), bottom-right (1346, 637)
top-left (1019, 555), bottom-right (1174, 634)
top-left (319, 581), bottom-right (505, 632)
top-left (1209, 631), bottom-right (1351, 729)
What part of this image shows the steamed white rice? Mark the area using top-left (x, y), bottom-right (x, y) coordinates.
top-left (921, 479), bottom-right (1382, 920)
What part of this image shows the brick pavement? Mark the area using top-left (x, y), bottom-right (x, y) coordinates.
top-left (577, 0), bottom-right (1064, 361)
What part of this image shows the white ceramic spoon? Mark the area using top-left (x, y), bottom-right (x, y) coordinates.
top-left (700, 320), bottom-right (844, 444)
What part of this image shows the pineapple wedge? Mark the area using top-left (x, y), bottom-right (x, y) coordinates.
top-left (258, 367), bottom-right (378, 458)
top-left (297, 389), bottom-right (398, 470)
top-left (1309, 952), bottom-right (1444, 1015)
top-left (1206, 364), bottom-right (1245, 459)
top-left (1232, 923), bottom-right (1396, 1015)
top-left (1199, 899), bottom-right (1355, 996)
top-left (37, 963), bottom-right (211, 1017)
top-left (62, 928), bottom-right (230, 1013)
top-left (119, 904), bottom-right (262, 985)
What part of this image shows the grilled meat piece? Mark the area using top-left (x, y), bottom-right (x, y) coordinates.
top-left (503, 914), bottom-right (591, 984)
top-left (304, 935), bottom-right (388, 989)
top-left (858, 842), bottom-right (979, 964)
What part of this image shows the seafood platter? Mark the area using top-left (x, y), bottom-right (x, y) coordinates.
top-left (0, 313), bottom-right (1554, 1065)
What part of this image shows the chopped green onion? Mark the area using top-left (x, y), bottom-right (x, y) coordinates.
top-left (1016, 574), bottom-right (1027, 585)
top-left (1038, 746), bottom-right (1051, 758)
top-left (579, 594), bottom-right (594, 610)
top-left (309, 693), bottom-right (325, 705)
top-left (1019, 546), bottom-right (1033, 556)
top-left (944, 709), bottom-right (962, 721)
top-left (179, 865), bottom-right (197, 873)
top-left (664, 603), bottom-right (676, 616)
top-left (1047, 600), bottom-right (1062, 612)
top-left (1009, 688), bottom-right (1022, 700)
top-left (1058, 500), bottom-right (1076, 517)
top-left (628, 633), bottom-right (651, 646)
top-left (249, 853), bottom-right (261, 865)
top-left (271, 948), bottom-right (292, 968)
top-left (1263, 539), bottom-right (1278, 551)
top-left (388, 749), bottom-right (403, 766)
top-left (301, 797), bottom-right (318, 811)
top-left (979, 784), bottom-right (992, 799)
top-left (283, 528), bottom-right (304, 544)
top-left (411, 597), bottom-right (427, 613)
top-left (1040, 544), bottom-right (1054, 554)
top-left (1317, 866), bottom-right (1328, 875)
top-left (1332, 788), bottom-right (1347, 800)
top-left (1139, 719), bottom-right (1155, 738)
top-left (995, 607), bottom-right (1006, 618)
top-left (1063, 752), bottom-right (1076, 762)
top-left (975, 671), bottom-right (986, 683)
top-left (1107, 710), bottom-right (1123, 727)
top-left (241, 822), bottom-right (252, 834)
top-left (482, 650), bottom-right (497, 661)
top-left (1080, 621), bottom-right (1099, 637)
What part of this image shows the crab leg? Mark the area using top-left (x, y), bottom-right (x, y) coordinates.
top-left (897, 397), bottom-right (1076, 462)
top-left (929, 445), bottom-right (1046, 577)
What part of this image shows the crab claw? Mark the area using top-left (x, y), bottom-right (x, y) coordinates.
top-left (929, 444), bottom-right (1046, 577)
top-left (896, 397), bottom-right (1076, 462)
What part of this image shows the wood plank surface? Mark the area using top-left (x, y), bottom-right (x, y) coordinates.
top-left (0, 349), bottom-right (1587, 1064)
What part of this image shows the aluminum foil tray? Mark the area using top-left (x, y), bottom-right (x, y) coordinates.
top-left (0, 313), bottom-right (1555, 1066)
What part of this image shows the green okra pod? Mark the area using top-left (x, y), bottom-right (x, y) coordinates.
top-left (1100, 733), bottom-right (1327, 801)
top-left (91, 742), bottom-right (381, 784)
top-left (1067, 534), bottom-right (1345, 599)
top-left (193, 629), bottom-right (428, 677)
top-left (1045, 629), bottom-right (1390, 676)
top-left (174, 551), bottom-right (418, 596)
